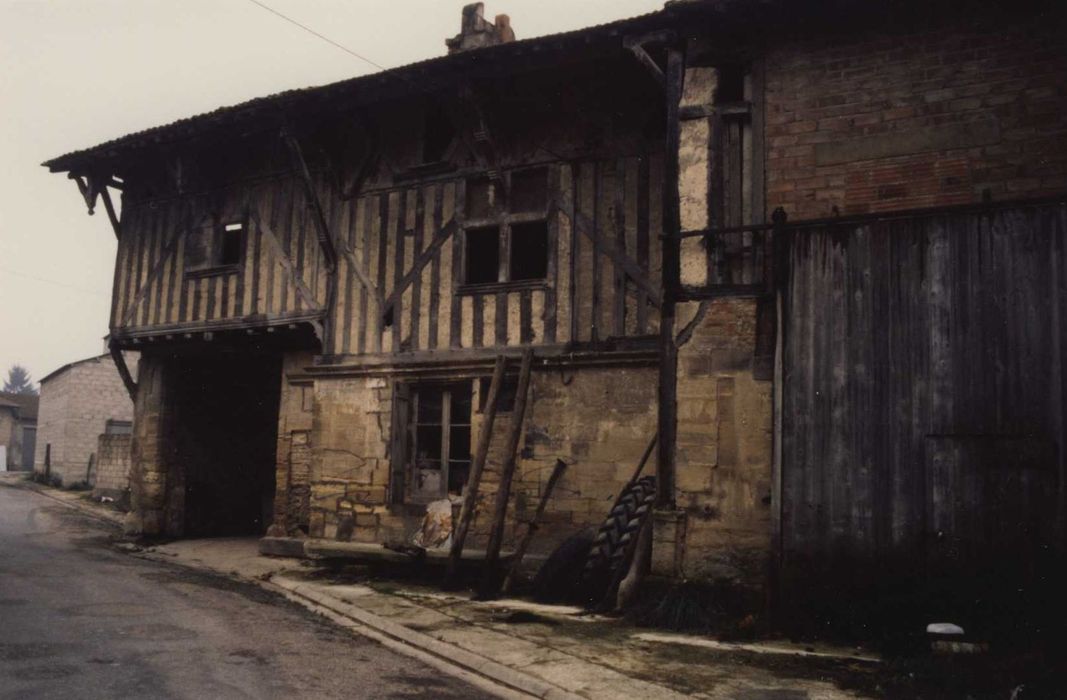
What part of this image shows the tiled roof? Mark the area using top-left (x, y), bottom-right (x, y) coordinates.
top-left (42, 9), bottom-right (669, 173)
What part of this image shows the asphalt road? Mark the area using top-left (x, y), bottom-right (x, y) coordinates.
top-left (0, 485), bottom-right (494, 699)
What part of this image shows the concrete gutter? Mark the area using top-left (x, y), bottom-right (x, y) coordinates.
top-left (273, 576), bottom-right (582, 700)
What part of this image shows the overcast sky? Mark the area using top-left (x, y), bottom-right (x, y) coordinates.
top-left (0, 0), bottom-right (662, 387)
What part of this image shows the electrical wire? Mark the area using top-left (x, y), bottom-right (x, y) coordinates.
top-left (245, 0), bottom-right (388, 71)
top-left (0, 265), bottom-right (109, 298)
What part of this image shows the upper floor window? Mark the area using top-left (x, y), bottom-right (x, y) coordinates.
top-left (185, 218), bottom-right (245, 275)
top-left (462, 167), bottom-right (549, 288)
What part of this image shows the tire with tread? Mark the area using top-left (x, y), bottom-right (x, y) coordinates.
top-left (578, 475), bottom-right (656, 604)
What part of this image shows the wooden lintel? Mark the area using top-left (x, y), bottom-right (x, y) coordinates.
top-left (109, 343), bottom-right (138, 401)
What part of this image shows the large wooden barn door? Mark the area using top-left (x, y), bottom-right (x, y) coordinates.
top-left (780, 202), bottom-right (1067, 594)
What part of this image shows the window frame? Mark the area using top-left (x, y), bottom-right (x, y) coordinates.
top-left (184, 215), bottom-right (246, 278)
top-left (458, 167), bottom-right (551, 294)
top-left (402, 381), bottom-right (473, 504)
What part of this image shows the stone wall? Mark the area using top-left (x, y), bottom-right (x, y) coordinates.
top-left (764, 13), bottom-right (1067, 219)
top-left (34, 353), bottom-right (137, 486)
top-left (94, 433), bottom-right (131, 498)
top-left (284, 362), bottom-right (658, 557)
top-left (672, 298), bottom-right (773, 584)
top-left (0, 410), bottom-right (17, 470)
top-left (125, 354), bottom-right (172, 536)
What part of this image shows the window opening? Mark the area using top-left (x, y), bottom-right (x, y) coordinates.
top-left (465, 226), bottom-right (501, 284)
top-left (105, 419), bottom-right (133, 436)
top-left (509, 221), bottom-right (548, 281)
top-left (408, 382), bottom-right (472, 500)
top-left (220, 222), bottom-right (243, 266)
top-left (462, 168), bottom-right (550, 288)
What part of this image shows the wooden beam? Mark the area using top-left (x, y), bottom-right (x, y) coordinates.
top-left (253, 212), bottom-right (324, 314)
top-left (501, 458), bottom-right (568, 595)
top-left (477, 348), bottom-right (534, 599)
top-left (98, 183), bottom-right (122, 239)
top-left (282, 130), bottom-right (338, 272)
top-left (445, 355), bottom-right (506, 589)
top-left (109, 342), bottom-right (137, 401)
top-left (380, 219), bottom-right (457, 319)
top-left (69, 173), bottom-right (98, 215)
top-left (657, 46), bottom-right (684, 510)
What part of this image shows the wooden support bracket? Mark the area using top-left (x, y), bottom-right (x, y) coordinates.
top-left (623, 29), bottom-right (676, 90)
top-left (109, 342), bottom-right (138, 401)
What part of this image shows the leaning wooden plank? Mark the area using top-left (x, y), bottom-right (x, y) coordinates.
top-left (444, 355), bottom-right (507, 589)
top-left (477, 348), bottom-right (534, 599)
top-left (501, 458), bottom-right (568, 595)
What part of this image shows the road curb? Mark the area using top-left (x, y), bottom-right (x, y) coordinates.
top-left (271, 577), bottom-right (583, 700)
top-left (0, 477), bottom-right (124, 528)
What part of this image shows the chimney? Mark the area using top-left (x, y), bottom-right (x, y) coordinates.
top-left (445, 3), bottom-right (515, 54)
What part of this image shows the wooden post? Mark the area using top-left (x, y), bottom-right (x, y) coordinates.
top-left (501, 458), bottom-right (568, 595)
top-left (445, 355), bottom-right (507, 588)
top-left (656, 46), bottom-right (684, 509)
top-left (477, 348), bottom-right (534, 599)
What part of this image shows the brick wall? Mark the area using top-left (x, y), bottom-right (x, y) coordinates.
top-left (765, 13), bottom-right (1067, 219)
top-left (34, 353), bottom-right (137, 486)
top-left (94, 433), bottom-right (131, 497)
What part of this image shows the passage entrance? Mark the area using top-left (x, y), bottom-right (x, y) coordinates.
top-left (171, 352), bottom-right (282, 537)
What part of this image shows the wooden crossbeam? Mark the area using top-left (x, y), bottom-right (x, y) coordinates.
top-left (379, 218), bottom-right (457, 318)
top-left (252, 212), bottom-right (324, 313)
top-left (282, 131), bottom-right (338, 272)
top-left (574, 210), bottom-right (663, 308)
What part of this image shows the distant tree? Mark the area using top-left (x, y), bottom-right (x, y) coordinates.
top-left (3, 365), bottom-right (36, 395)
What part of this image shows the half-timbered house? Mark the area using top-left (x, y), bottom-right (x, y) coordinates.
top-left (45, 0), bottom-right (1067, 622)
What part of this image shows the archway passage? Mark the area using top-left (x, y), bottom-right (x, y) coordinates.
top-left (171, 351), bottom-right (282, 538)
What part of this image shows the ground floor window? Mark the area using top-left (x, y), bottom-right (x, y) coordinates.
top-left (406, 382), bottom-right (472, 501)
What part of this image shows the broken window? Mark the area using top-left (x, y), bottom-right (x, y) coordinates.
top-left (185, 217), bottom-right (245, 274)
top-left (405, 382), bottom-right (473, 501)
top-left (462, 167), bottom-right (550, 287)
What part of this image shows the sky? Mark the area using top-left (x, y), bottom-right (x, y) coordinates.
top-left (0, 0), bottom-right (663, 388)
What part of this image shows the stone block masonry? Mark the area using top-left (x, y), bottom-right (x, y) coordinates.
top-left (94, 433), bottom-right (131, 499)
top-left (34, 353), bottom-right (137, 487)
